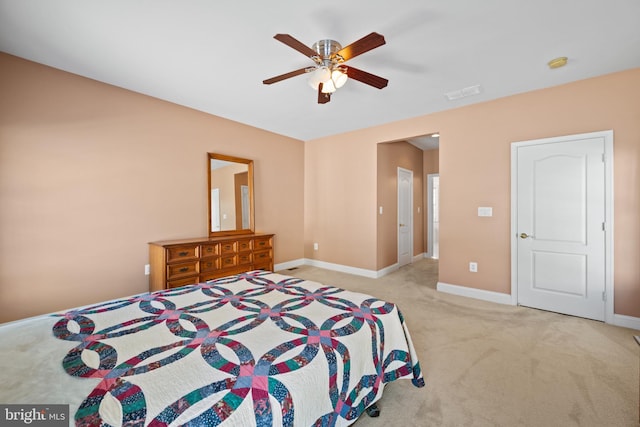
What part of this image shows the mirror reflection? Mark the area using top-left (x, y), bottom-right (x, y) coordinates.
top-left (208, 153), bottom-right (254, 236)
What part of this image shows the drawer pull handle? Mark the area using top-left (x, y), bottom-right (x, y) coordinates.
top-left (179, 267), bottom-right (189, 273)
top-left (206, 247), bottom-right (213, 252)
top-left (206, 262), bottom-right (212, 267)
top-left (178, 251), bottom-right (189, 257)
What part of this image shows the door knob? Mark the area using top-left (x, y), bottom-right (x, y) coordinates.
top-left (520, 233), bottom-right (532, 239)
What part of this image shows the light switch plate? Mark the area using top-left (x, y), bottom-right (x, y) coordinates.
top-left (478, 207), bottom-right (493, 217)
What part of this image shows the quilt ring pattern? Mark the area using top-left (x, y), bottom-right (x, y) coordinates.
top-left (52, 270), bottom-right (425, 426)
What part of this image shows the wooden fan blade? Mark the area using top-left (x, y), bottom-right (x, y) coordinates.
top-left (335, 32), bottom-right (385, 62)
top-left (318, 83), bottom-right (331, 104)
top-left (274, 34), bottom-right (318, 59)
top-left (345, 66), bottom-right (388, 89)
top-left (263, 67), bottom-right (308, 85)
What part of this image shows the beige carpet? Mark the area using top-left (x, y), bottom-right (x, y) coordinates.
top-left (279, 259), bottom-right (640, 427)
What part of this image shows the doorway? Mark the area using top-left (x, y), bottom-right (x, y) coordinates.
top-left (511, 130), bottom-right (613, 322)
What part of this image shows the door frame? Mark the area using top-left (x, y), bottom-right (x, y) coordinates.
top-left (397, 167), bottom-right (414, 267)
top-left (427, 173), bottom-right (439, 259)
top-left (510, 130), bottom-right (614, 323)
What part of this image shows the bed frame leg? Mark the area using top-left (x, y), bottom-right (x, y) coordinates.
top-left (366, 403), bottom-right (380, 417)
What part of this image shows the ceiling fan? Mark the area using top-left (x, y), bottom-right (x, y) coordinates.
top-left (262, 32), bottom-right (388, 104)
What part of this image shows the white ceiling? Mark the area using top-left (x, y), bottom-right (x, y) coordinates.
top-left (1, 1), bottom-right (639, 142)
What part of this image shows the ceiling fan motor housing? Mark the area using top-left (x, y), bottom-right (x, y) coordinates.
top-left (312, 39), bottom-right (343, 64)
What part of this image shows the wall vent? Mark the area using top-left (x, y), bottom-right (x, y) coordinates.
top-left (445, 84), bottom-right (482, 101)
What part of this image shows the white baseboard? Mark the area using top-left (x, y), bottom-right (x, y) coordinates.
top-left (276, 258), bottom-right (400, 279)
top-left (274, 258), bottom-right (306, 271)
top-left (611, 313), bottom-right (640, 331)
top-left (437, 282), bottom-right (640, 330)
top-left (437, 281), bottom-right (514, 305)
top-left (303, 259), bottom-right (379, 278)
top-left (376, 263), bottom-right (399, 278)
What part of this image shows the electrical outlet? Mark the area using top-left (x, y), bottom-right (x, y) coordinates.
top-left (313, 243), bottom-right (319, 251)
top-left (469, 262), bottom-right (478, 273)
top-left (144, 264), bottom-right (150, 275)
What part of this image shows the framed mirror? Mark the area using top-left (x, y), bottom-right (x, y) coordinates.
top-left (207, 153), bottom-right (254, 237)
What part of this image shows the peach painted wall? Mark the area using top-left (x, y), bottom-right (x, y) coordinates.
top-left (0, 53), bottom-right (305, 323)
top-left (305, 68), bottom-right (640, 318)
top-left (304, 136), bottom-right (378, 269)
top-left (423, 149), bottom-right (440, 175)
top-left (376, 142), bottom-right (424, 268)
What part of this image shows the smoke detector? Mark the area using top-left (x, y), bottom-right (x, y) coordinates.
top-left (548, 57), bottom-right (568, 69)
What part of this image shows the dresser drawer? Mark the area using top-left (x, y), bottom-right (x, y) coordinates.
top-left (200, 243), bottom-right (219, 257)
top-left (167, 276), bottom-right (199, 289)
top-left (200, 257), bottom-right (220, 273)
top-left (254, 237), bottom-right (272, 250)
top-left (167, 261), bottom-right (198, 280)
top-left (221, 255), bottom-right (238, 269)
top-left (238, 239), bottom-right (253, 252)
top-left (238, 252), bottom-right (252, 265)
top-left (220, 241), bottom-right (238, 255)
top-left (200, 272), bottom-right (221, 282)
top-left (167, 245), bottom-right (199, 263)
top-left (254, 249), bottom-right (272, 264)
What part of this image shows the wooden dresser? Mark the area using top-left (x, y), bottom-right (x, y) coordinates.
top-left (148, 233), bottom-right (274, 292)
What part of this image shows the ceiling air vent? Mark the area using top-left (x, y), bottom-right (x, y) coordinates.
top-left (445, 84), bottom-right (482, 101)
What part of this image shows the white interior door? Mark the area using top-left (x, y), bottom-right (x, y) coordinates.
top-left (398, 167), bottom-right (413, 267)
top-left (513, 132), bottom-right (612, 321)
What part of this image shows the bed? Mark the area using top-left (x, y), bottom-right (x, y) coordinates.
top-left (0, 270), bottom-right (424, 426)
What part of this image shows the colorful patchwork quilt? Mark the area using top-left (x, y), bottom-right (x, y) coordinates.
top-left (0, 271), bottom-right (424, 426)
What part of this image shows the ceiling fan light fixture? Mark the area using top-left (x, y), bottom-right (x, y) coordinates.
top-left (308, 67), bottom-right (346, 93)
top-left (331, 69), bottom-right (348, 88)
top-left (321, 79), bottom-right (337, 93)
top-left (308, 66), bottom-right (331, 89)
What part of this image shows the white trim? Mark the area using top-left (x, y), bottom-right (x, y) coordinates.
top-left (413, 253), bottom-right (426, 262)
top-left (437, 282), bottom-right (514, 305)
top-left (0, 313), bottom-right (52, 329)
top-left (604, 135), bottom-right (615, 324)
top-left (377, 262), bottom-right (400, 278)
top-left (276, 258), bottom-right (400, 279)
top-left (274, 258), bottom-right (306, 271)
top-left (397, 167), bottom-right (414, 267)
top-left (426, 173), bottom-right (439, 259)
top-left (611, 314), bottom-right (640, 332)
top-left (510, 130), bottom-right (615, 323)
top-left (303, 258), bottom-right (379, 278)
top-left (0, 292), bottom-right (147, 328)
